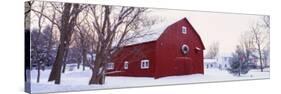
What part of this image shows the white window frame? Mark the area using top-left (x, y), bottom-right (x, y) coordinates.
top-left (107, 62), bottom-right (114, 70)
top-left (124, 61), bottom-right (129, 70)
top-left (182, 26), bottom-right (187, 34)
top-left (141, 59), bottom-right (149, 69)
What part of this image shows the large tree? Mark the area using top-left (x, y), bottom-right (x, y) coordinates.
top-left (250, 23), bottom-right (269, 72)
top-left (30, 2), bottom-right (46, 83)
top-left (238, 16), bottom-right (270, 72)
top-left (31, 2), bottom-right (157, 85)
top-left (86, 5), bottom-right (157, 85)
top-left (48, 3), bottom-right (84, 84)
top-left (32, 2), bottom-right (85, 84)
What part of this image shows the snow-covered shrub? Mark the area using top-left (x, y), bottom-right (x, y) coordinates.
top-left (30, 26), bottom-right (56, 69)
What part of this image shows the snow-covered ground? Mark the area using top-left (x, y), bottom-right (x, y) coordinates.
top-left (29, 66), bottom-right (269, 93)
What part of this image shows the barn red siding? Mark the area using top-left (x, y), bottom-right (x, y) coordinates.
top-left (155, 18), bottom-right (204, 78)
top-left (109, 18), bottom-right (205, 78)
top-left (108, 41), bottom-right (156, 77)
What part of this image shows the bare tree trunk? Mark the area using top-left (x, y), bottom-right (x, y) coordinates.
top-left (89, 52), bottom-right (106, 84)
top-left (89, 42), bottom-right (109, 84)
top-left (48, 3), bottom-right (82, 84)
top-left (62, 48), bottom-right (69, 73)
top-left (258, 45), bottom-right (264, 72)
top-left (46, 14), bottom-right (55, 68)
top-left (251, 26), bottom-right (264, 72)
top-left (82, 48), bottom-right (87, 71)
top-left (82, 61), bottom-right (85, 71)
top-left (62, 62), bottom-right (66, 73)
top-left (238, 60), bottom-right (241, 76)
top-left (48, 44), bottom-right (66, 84)
top-left (36, 62), bottom-right (41, 83)
top-left (34, 2), bottom-right (45, 83)
top-left (77, 56), bottom-right (81, 69)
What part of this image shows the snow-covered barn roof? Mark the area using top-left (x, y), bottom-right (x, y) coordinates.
top-left (125, 17), bottom-right (205, 51)
top-left (125, 18), bottom-right (182, 46)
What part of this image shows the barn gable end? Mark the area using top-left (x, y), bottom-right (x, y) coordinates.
top-left (154, 18), bottom-right (205, 78)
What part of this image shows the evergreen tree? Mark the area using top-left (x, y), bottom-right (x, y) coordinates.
top-left (30, 26), bottom-right (56, 82)
top-left (227, 46), bottom-right (251, 76)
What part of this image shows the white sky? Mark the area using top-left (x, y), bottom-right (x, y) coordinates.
top-left (30, 2), bottom-right (265, 55)
top-left (148, 8), bottom-right (264, 55)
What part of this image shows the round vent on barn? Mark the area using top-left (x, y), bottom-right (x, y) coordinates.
top-left (181, 44), bottom-right (189, 55)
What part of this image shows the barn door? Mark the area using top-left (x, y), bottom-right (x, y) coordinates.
top-left (184, 59), bottom-right (193, 74)
top-left (175, 60), bottom-right (185, 75)
top-left (175, 57), bottom-right (193, 75)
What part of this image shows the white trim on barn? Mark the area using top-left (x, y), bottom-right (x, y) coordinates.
top-left (140, 59), bottom-right (149, 69)
top-left (124, 61), bottom-right (129, 70)
top-left (107, 62), bottom-right (114, 70)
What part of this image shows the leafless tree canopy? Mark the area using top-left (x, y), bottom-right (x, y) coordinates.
top-left (239, 16), bottom-right (270, 72)
top-left (29, 1), bottom-right (158, 85)
top-left (205, 42), bottom-right (219, 59)
top-left (84, 5), bottom-right (157, 85)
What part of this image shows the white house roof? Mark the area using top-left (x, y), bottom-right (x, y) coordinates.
top-left (204, 59), bottom-right (217, 63)
top-left (217, 53), bottom-right (232, 58)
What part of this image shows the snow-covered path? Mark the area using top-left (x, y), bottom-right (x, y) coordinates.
top-left (29, 67), bottom-right (269, 93)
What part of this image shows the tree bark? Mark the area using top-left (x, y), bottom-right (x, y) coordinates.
top-left (89, 41), bottom-right (108, 84)
top-left (48, 44), bottom-right (66, 84)
top-left (82, 47), bottom-right (87, 71)
top-left (62, 62), bottom-right (66, 73)
top-left (48, 3), bottom-right (82, 84)
top-left (62, 48), bottom-right (69, 73)
top-left (89, 52), bottom-right (106, 84)
top-left (36, 62), bottom-right (41, 83)
top-left (77, 56), bottom-right (81, 69)
top-left (258, 45), bottom-right (264, 72)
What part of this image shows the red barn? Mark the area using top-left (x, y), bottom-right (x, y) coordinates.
top-left (107, 18), bottom-right (205, 78)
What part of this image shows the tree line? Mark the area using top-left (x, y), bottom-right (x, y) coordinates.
top-left (228, 16), bottom-right (270, 76)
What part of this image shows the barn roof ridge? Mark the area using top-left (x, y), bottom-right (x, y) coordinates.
top-left (124, 17), bottom-right (187, 46)
top-left (122, 40), bottom-right (157, 48)
top-left (123, 17), bottom-right (205, 50)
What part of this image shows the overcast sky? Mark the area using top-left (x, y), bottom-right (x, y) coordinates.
top-left (148, 8), bottom-right (264, 56)
top-left (30, 2), bottom-right (265, 56)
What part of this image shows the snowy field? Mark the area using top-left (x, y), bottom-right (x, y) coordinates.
top-left (28, 66), bottom-right (269, 93)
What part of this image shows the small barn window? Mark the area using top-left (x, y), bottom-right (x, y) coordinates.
top-left (107, 62), bottom-right (114, 70)
top-left (124, 61), bottom-right (129, 70)
top-left (141, 59), bottom-right (149, 69)
top-left (182, 26), bottom-right (187, 34)
top-left (195, 47), bottom-right (201, 53)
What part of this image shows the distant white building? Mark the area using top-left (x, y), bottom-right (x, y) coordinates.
top-left (204, 59), bottom-right (217, 69)
top-left (204, 53), bottom-right (232, 70)
top-left (216, 56), bottom-right (231, 70)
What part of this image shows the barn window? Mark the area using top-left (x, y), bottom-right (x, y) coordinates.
top-left (141, 59), bottom-right (149, 69)
top-left (124, 61), bottom-right (129, 70)
top-left (181, 44), bottom-right (189, 55)
top-left (182, 26), bottom-right (187, 34)
top-left (107, 62), bottom-right (114, 70)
